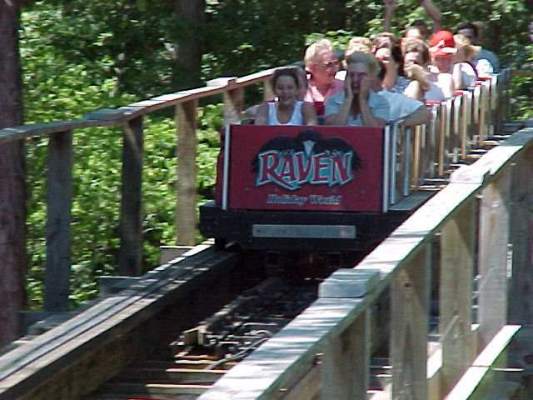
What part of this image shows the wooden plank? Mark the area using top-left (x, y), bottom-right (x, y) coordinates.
top-left (175, 100), bottom-right (198, 246)
top-left (357, 182), bottom-right (479, 280)
top-left (101, 382), bottom-right (210, 396)
top-left (477, 168), bottom-right (511, 349)
top-left (281, 364), bottom-right (320, 400)
top-left (118, 116), bottom-right (144, 276)
top-left (478, 81), bottom-right (489, 142)
top-left (390, 245), bottom-right (430, 400)
top-left (44, 130), bottom-right (73, 311)
top-left (160, 246), bottom-right (194, 265)
top-left (0, 246), bottom-right (237, 399)
top-left (462, 90), bottom-right (473, 158)
top-left (235, 68), bottom-right (276, 86)
top-left (411, 125), bottom-right (422, 189)
top-left (508, 146), bottom-right (533, 324)
top-left (223, 87), bottom-right (244, 125)
top-left (439, 199), bottom-right (476, 393)
top-left (445, 325), bottom-right (520, 400)
top-left (322, 310), bottom-right (370, 400)
top-left (0, 120), bottom-right (115, 144)
top-left (450, 127), bottom-right (533, 184)
top-left (263, 79), bottom-right (274, 101)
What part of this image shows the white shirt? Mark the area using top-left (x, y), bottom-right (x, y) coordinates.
top-left (267, 101), bottom-right (304, 125)
top-left (378, 90), bottom-right (424, 122)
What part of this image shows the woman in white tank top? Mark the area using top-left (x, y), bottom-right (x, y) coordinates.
top-left (255, 68), bottom-right (317, 126)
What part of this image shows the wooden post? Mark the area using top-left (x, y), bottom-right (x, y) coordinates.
top-left (263, 78), bottom-right (274, 101)
top-left (44, 130), bottom-right (73, 311)
top-left (411, 125), bottom-right (422, 190)
top-left (176, 100), bottom-right (198, 246)
top-left (477, 168), bottom-right (511, 349)
top-left (460, 91), bottom-right (471, 159)
top-left (223, 87), bottom-right (244, 125)
top-left (508, 146), bottom-right (533, 324)
top-left (391, 245), bottom-right (430, 400)
top-left (118, 117), bottom-right (144, 276)
top-left (472, 85), bottom-right (481, 144)
top-left (322, 310), bottom-right (370, 400)
top-left (436, 104), bottom-right (445, 177)
top-left (439, 199), bottom-right (476, 393)
top-left (478, 81), bottom-right (489, 142)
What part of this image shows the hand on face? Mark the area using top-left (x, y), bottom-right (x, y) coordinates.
top-left (344, 72), bottom-right (354, 100)
top-left (358, 75), bottom-right (371, 99)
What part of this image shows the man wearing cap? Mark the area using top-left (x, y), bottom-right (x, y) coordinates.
top-left (455, 22), bottom-right (500, 75)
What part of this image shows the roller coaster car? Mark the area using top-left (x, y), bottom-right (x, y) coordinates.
top-left (199, 124), bottom-right (429, 251)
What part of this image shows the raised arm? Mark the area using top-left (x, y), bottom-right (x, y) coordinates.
top-left (383, 0), bottom-right (396, 32)
top-left (420, 0), bottom-right (441, 32)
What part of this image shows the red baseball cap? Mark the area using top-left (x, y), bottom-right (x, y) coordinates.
top-left (429, 30), bottom-right (456, 57)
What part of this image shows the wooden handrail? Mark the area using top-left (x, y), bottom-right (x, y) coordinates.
top-left (199, 127), bottom-right (533, 399)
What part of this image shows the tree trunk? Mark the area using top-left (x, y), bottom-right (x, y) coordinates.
top-left (0, 1), bottom-right (26, 347)
top-left (324, 0), bottom-right (347, 30)
top-left (173, 0), bottom-right (205, 89)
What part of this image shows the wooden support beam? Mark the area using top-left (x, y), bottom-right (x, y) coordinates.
top-left (477, 168), bottom-right (511, 349)
top-left (322, 310), bottom-right (370, 400)
top-left (44, 130), bottom-right (73, 312)
top-left (508, 146), bottom-right (533, 324)
top-left (118, 116), bottom-right (144, 276)
top-left (175, 100), bottom-right (198, 246)
top-left (391, 245), bottom-right (431, 400)
top-left (263, 79), bottom-right (274, 101)
top-left (460, 90), bottom-right (472, 159)
top-left (439, 199), bottom-right (476, 394)
top-left (445, 325), bottom-right (520, 400)
top-left (223, 86), bottom-right (244, 125)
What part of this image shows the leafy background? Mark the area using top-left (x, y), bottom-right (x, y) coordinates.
top-left (21, 0), bottom-right (531, 308)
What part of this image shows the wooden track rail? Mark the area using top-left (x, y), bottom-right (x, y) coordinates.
top-left (199, 126), bottom-right (533, 400)
top-left (0, 244), bottom-right (249, 400)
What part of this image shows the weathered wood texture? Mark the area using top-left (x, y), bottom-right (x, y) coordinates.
top-left (477, 168), bottom-right (511, 349)
top-left (439, 199), bottom-right (475, 394)
top-left (0, 246), bottom-right (243, 400)
top-left (44, 130), bottom-right (73, 311)
top-left (322, 310), bottom-right (369, 400)
top-left (223, 86), bottom-right (244, 125)
top-left (118, 117), bottom-right (144, 276)
top-left (508, 145), bottom-right (533, 324)
top-left (176, 100), bottom-right (198, 245)
top-left (445, 325), bottom-right (520, 400)
top-left (391, 245), bottom-right (430, 400)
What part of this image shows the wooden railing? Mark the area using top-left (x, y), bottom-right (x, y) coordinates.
top-left (0, 69), bottom-right (276, 311)
top-left (0, 66), bottom-right (513, 313)
top-left (199, 125), bottom-right (532, 400)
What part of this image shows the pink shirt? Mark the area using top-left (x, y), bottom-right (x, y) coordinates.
top-left (304, 78), bottom-right (344, 116)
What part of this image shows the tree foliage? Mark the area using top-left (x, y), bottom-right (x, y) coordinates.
top-left (20, 0), bottom-right (531, 308)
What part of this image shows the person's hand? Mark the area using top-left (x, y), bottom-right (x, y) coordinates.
top-left (344, 73), bottom-right (354, 101)
top-left (404, 64), bottom-right (430, 91)
top-left (358, 75), bottom-right (371, 100)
